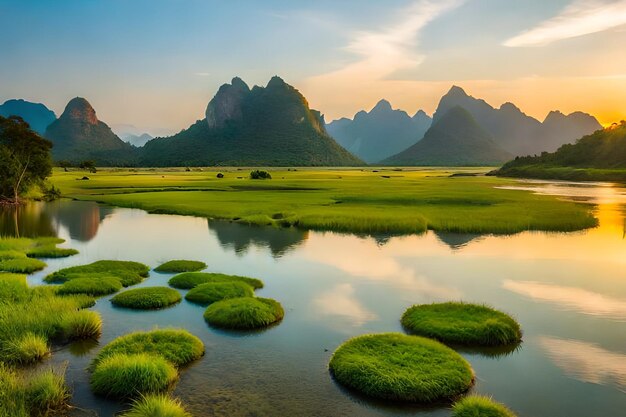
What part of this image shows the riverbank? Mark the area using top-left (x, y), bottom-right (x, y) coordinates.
top-left (493, 165), bottom-right (626, 182)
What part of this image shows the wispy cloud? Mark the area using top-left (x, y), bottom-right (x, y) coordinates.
top-left (504, 0), bottom-right (626, 47)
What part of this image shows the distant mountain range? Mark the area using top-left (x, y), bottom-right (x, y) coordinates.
top-left (326, 99), bottom-right (431, 163)
top-left (0, 99), bottom-right (56, 135)
top-left (121, 133), bottom-right (153, 147)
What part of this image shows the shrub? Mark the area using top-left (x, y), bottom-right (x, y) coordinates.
top-left (401, 302), bottom-right (522, 346)
top-left (203, 297), bottom-right (284, 330)
top-left (329, 333), bottom-right (474, 402)
top-left (90, 353), bottom-right (177, 399)
top-left (111, 287), bottom-right (182, 310)
top-left (250, 170), bottom-right (272, 179)
top-left (0, 258), bottom-right (46, 274)
top-left (155, 260), bottom-right (207, 273)
top-left (452, 395), bottom-right (517, 417)
top-left (169, 272), bottom-right (263, 290)
top-left (185, 282), bottom-right (254, 305)
top-left (57, 276), bottom-right (123, 296)
top-left (120, 394), bottom-right (192, 417)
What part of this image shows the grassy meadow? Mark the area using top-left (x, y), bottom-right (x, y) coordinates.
top-left (50, 167), bottom-right (598, 234)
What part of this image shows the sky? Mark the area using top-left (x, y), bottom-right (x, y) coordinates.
top-left (1, 0), bottom-right (625, 135)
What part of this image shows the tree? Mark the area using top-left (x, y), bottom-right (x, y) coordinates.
top-left (79, 160), bottom-right (97, 173)
top-left (0, 116), bottom-right (53, 203)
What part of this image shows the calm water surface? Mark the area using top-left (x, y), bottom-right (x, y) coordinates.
top-left (2, 180), bottom-right (626, 417)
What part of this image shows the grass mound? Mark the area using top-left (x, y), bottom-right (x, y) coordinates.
top-left (111, 287), bottom-right (182, 310)
top-left (155, 260), bottom-right (207, 273)
top-left (203, 297), bottom-right (284, 330)
top-left (329, 333), bottom-right (474, 402)
top-left (26, 246), bottom-right (79, 259)
top-left (90, 353), bottom-right (177, 399)
top-left (57, 276), bottom-right (123, 296)
top-left (121, 394), bottom-right (192, 417)
top-left (401, 302), bottom-right (522, 346)
top-left (452, 395), bottom-right (517, 417)
top-left (91, 329), bottom-right (204, 369)
top-left (169, 272), bottom-right (263, 290)
top-left (185, 281), bottom-right (254, 305)
top-left (0, 257), bottom-right (47, 274)
top-left (45, 260), bottom-right (150, 286)
top-left (0, 237), bottom-right (78, 260)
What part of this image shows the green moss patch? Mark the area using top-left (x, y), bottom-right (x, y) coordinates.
top-left (155, 260), bottom-right (207, 273)
top-left (329, 333), bottom-right (474, 402)
top-left (121, 394), bottom-right (192, 417)
top-left (26, 246), bottom-right (79, 259)
top-left (203, 297), bottom-right (284, 330)
top-left (45, 260), bottom-right (150, 286)
top-left (185, 282), bottom-right (254, 305)
top-left (401, 302), bottom-right (522, 346)
top-left (452, 395), bottom-right (517, 417)
top-left (0, 237), bottom-right (78, 260)
top-left (90, 353), bottom-right (177, 399)
top-left (169, 272), bottom-right (263, 290)
top-left (0, 257), bottom-right (46, 274)
top-left (111, 287), bottom-right (182, 310)
top-left (57, 276), bottom-right (123, 296)
top-left (92, 329), bottom-right (204, 369)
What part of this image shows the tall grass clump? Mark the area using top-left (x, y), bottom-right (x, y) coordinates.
top-left (329, 333), bottom-right (474, 402)
top-left (401, 302), bottom-right (522, 346)
top-left (155, 260), bottom-right (207, 273)
top-left (90, 353), bottom-right (178, 399)
top-left (203, 297), bottom-right (284, 330)
top-left (2, 333), bottom-right (50, 364)
top-left (57, 276), bottom-right (123, 296)
top-left (58, 310), bottom-right (102, 341)
top-left (185, 282), bottom-right (254, 305)
top-left (45, 260), bottom-right (150, 286)
top-left (111, 287), bottom-right (182, 310)
top-left (169, 272), bottom-right (263, 290)
top-left (452, 395), bottom-right (517, 417)
top-left (120, 394), bottom-right (192, 417)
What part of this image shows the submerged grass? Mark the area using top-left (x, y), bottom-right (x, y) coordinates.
top-left (401, 302), bottom-right (522, 346)
top-left (452, 395), bottom-right (517, 417)
top-left (120, 394), bottom-right (192, 417)
top-left (111, 287), bottom-right (182, 310)
top-left (185, 281), bottom-right (254, 305)
top-left (169, 272), bottom-right (263, 290)
top-left (329, 333), bottom-right (474, 403)
top-left (155, 260), bottom-right (207, 273)
top-left (203, 297), bottom-right (284, 330)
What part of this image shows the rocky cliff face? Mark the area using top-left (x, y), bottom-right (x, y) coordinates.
top-left (205, 77), bottom-right (250, 128)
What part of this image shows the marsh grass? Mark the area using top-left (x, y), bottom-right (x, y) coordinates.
top-left (169, 272), bottom-right (264, 290)
top-left (452, 395), bottom-right (517, 417)
top-left (58, 310), bottom-right (102, 341)
top-left (111, 287), bottom-right (182, 310)
top-left (401, 302), bottom-right (522, 346)
top-left (0, 257), bottom-right (47, 274)
top-left (45, 260), bottom-right (150, 286)
top-left (0, 250), bottom-right (27, 260)
top-left (90, 353), bottom-right (178, 399)
top-left (0, 237), bottom-right (77, 260)
top-left (26, 246), bottom-right (79, 259)
top-left (155, 260), bottom-right (207, 273)
top-left (203, 297), bottom-right (284, 330)
top-left (185, 281), bottom-right (254, 305)
top-left (4, 333), bottom-right (50, 364)
top-left (120, 394), bottom-right (192, 417)
top-left (329, 333), bottom-right (474, 403)
top-left (57, 276), bottom-right (123, 296)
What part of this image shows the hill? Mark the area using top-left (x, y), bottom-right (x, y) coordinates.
top-left (121, 133), bottom-right (153, 147)
top-left (382, 106), bottom-right (512, 166)
top-left (326, 99), bottom-right (431, 163)
top-left (140, 76), bottom-right (362, 166)
top-left (0, 99), bottom-right (56, 135)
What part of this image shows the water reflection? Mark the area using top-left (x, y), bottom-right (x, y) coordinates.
top-left (433, 231), bottom-right (484, 250)
top-left (0, 203), bottom-right (56, 237)
top-left (313, 283), bottom-right (377, 328)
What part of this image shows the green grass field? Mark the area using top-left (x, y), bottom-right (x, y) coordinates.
top-left (50, 167), bottom-right (598, 234)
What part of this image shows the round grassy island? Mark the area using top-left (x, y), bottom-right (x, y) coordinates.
top-left (90, 353), bottom-right (177, 398)
top-left (155, 260), bottom-right (207, 273)
top-left (111, 287), bottom-right (182, 310)
top-left (0, 257), bottom-right (47, 274)
top-left (203, 297), bottom-right (284, 330)
top-left (57, 276), bottom-right (123, 296)
top-left (169, 272), bottom-right (263, 290)
top-left (45, 260), bottom-right (150, 286)
top-left (91, 329), bottom-right (205, 369)
top-left (185, 281), bottom-right (254, 305)
top-left (329, 333), bottom-right (474, 403)
top-left (452, 395), bottom-right (517, 417)
top-left (401, 302), bottom-right (522, 346)
top-left (121, 394), bottom-right (192, 417)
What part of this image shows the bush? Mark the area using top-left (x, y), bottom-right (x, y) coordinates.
top-left (120, 394), bottom-right (192, 417)
top-left (111, 287), bottom-right (182, 310)
top-left (169, 272), bottom-right (263, 290)
top-left (185, 282), bottom-right (254, 305)
top-left (452, 395), bottom-right (517, 417)
top-left (203, 297), bottom-right (284, 330)
top-left (329, 333), bottom-right (474, 402)
top-left (250, 170), bottom-right (272, 179)
top-left (90, 353), bottom-right (177, 399)
top-left (57, 276), bottom-right (123, 296)
top-left (401, 302), bottom-right (522, 346)
top-left (155, 260), bottom-right (207, 273)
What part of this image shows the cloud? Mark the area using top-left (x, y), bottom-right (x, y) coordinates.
top-left (504, 0), bottom-right (626, 47)
top-left (312, 284), bottom-right (377, 327)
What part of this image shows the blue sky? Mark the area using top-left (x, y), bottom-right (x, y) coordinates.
top-left (1, 0), bottom-right (625, 134)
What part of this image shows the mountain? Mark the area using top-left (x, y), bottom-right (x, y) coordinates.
top-left (433, 86), bottom-right (601, 156)
top-left (382, 106), bottom-right (512, 166)
top-left (45, 97), bottom-right (135, 164)
top-left (121, 133), bottom-right (153, 147)
top-left (140, 76), bottom-right (363, 166)
top-left (0, 99), bottom-right (56, 135)
top-left (326, 99), bottom-right (432, 163)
